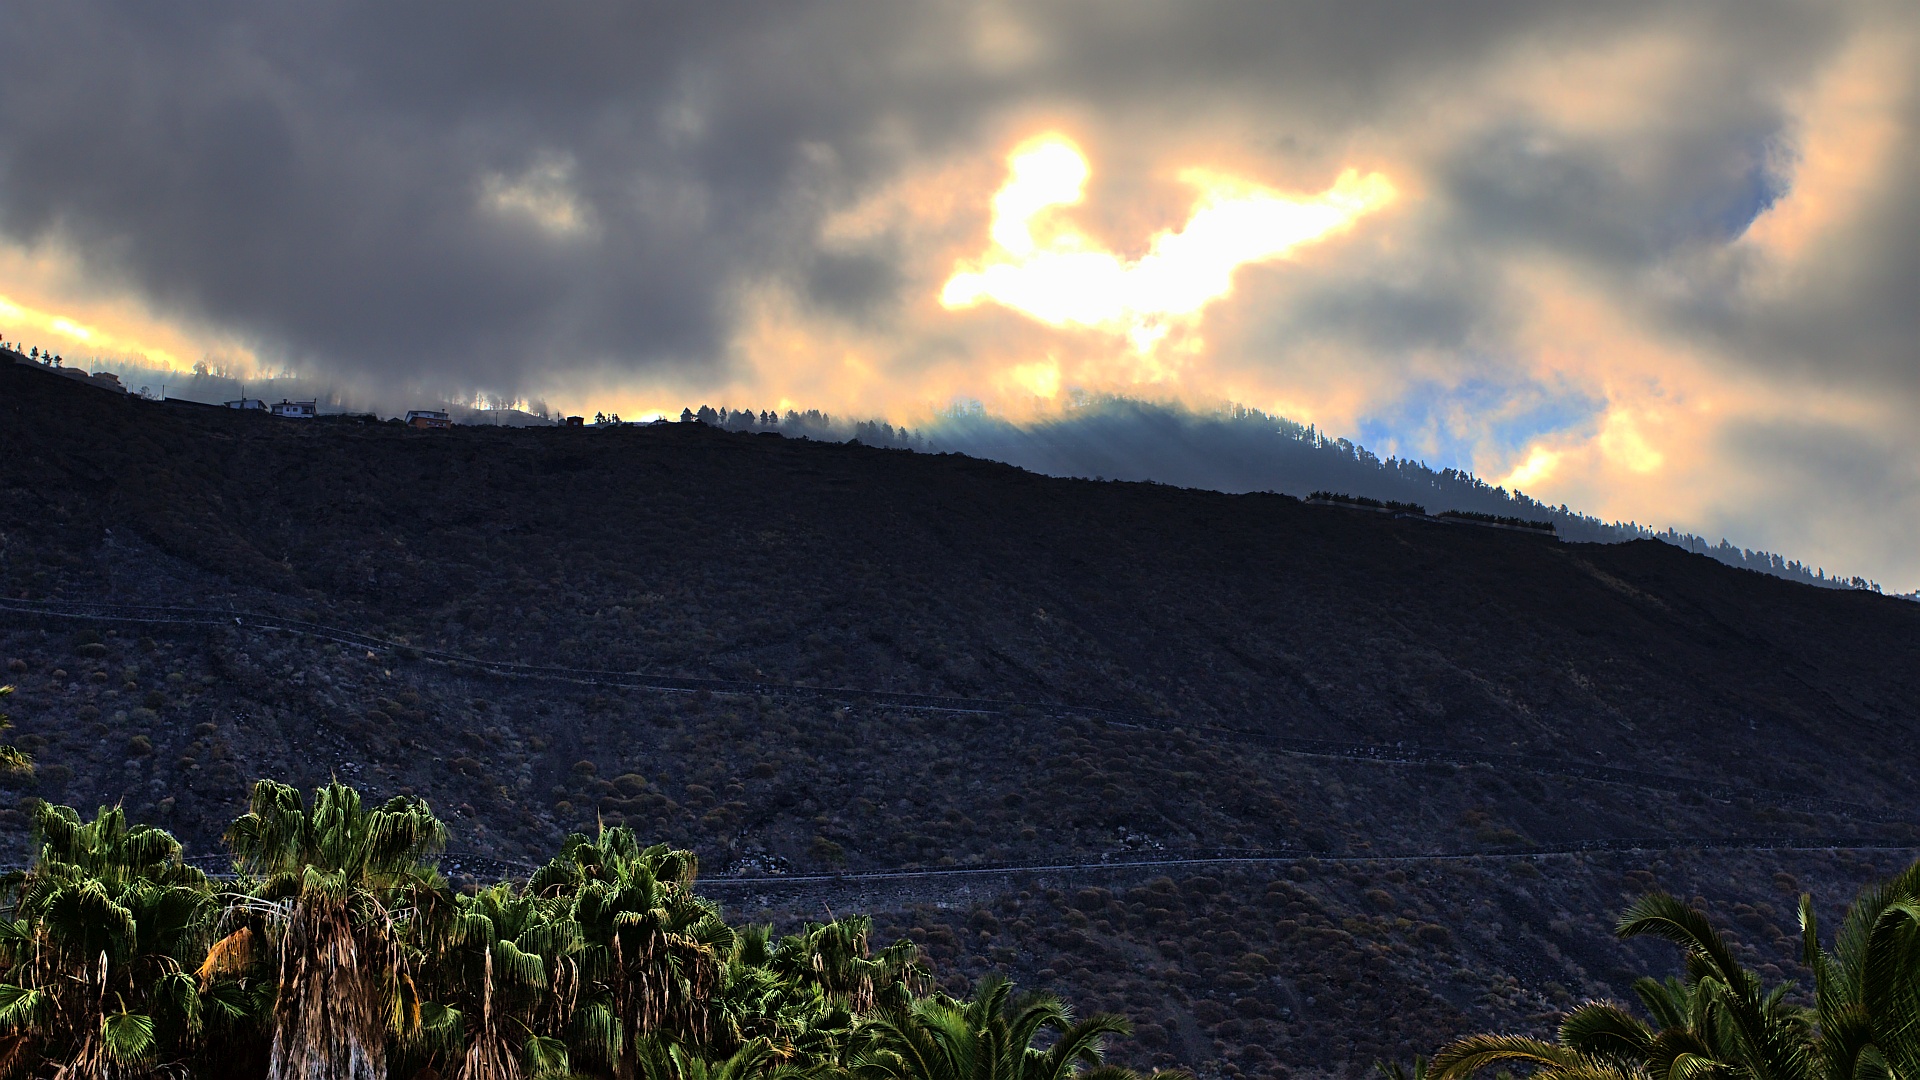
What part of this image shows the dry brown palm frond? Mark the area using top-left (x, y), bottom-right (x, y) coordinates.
top-left (454, 949), bottom-right (525, 1080)
top-left (197, 927), bottom-right (256, 987)
top-left (458, 1032), bottom-right (521, 1080)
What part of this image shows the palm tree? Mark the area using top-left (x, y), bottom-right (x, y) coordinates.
top-left (418, 882), bottom-right (583, 1080)
top-left (1425, 1001), bottom-right (1660, 1080)
top-left (26, 803), bottom-right (205, 892)
top-left (709, 924), bottom-right (827, 1063)
top-left (768, 917), bottom-right (923, 1016)
top-left (1798, 861), bottom-right (1920, 1080)
top-left (633, 1035), bottom-right (793, 1080)
top-left (1428, 892), bottom-right (1814, 1080)
top-left (709, 918), bottom-right (924, 1067)
top-left (851, 974), bottom-right (1135, 1080)
top-left (204, 780), bottom-right (449, 1080)
top-left (0, 804), bottom-right (212, 1078)
top-left (1613, 893), bottom-right (1813, 1080)
top-left (530, 827), bottom-right (735, 1080)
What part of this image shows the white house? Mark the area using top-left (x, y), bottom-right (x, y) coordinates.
top-left (270, 399), bottom-right (316, 419)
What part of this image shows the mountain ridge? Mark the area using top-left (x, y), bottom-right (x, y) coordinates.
top-left (33, 349), bottom-right (1899, 595)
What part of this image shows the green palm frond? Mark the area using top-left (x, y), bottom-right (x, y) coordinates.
top-left (98, 1008), bottom-right (156, 1065)
top-left (40, 877), bottom-right (138, 960)
top-left (1835, 864), bottom-right (1920, 994)
top-left (453, 908), bottom-right (498, 948)
top-left (26, 803), bottom-right (203, 898)
top-left (1619, 894), bottom-right (1810, 1080)
top-left (1635, 978), bottom-right (1695, 1035)
top-left (1428, 1033), bottom-right (1594, 1080)
top-left (1644, 1025), bottom-right (1717, 1076)
top-left (410, 1000), bottom-right (465, 1058)
top-left (1617, 896), bottom-right (1748, 992)
top-left (200, 975), bottom-right (267, 1023)
top-left (1561, 1002), bottom-right (1657, 1066)
top-left (1035, 1012), bottom-right (1130, 1080)
top-left (1860, 900), bottom-right (1920, 1080)
top-left (571, 1001), bottom-right (624, 1070)
top-left (1792, 864), bottom-right (1920, 1080)
top-left (149, 969), bottom-right (201, 1035)
top-left (0, 918), bottom-right (32, 951)
top-left (525, 1032), bottom-right (572, 1078)
top-left (227, 779), bottom-right (445, 882)
top-left (493, 937), bottom-right (548, 987)
top-left (633, 1033), bottom-right (679, 1080)
top-left (0, 985), bottom-right (49, 1033)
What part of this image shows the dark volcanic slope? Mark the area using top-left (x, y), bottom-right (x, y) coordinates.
top-left (5, 359), bottom-right (1917, 803)
top-left (3, 358), bottom-right (1918, 1078)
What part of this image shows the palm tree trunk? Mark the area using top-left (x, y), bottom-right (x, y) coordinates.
top-left (269, 898), bottom-right (388, 1080)
top-left (459, 948), bottom-right (520, 1080)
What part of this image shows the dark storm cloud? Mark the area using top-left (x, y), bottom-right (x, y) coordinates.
top-left (1440, 122), bottom-right (1788, 268)
top-left (0, 2), bottom-right (953, 388)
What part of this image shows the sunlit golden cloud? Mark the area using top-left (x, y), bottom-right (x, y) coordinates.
top-left (940, 134), bottom-right (1396, 355)
top-left (0, 294), bottom-right (177, 365)
top-left (0, 241), bottom-right (259, 376)
top-left (1497, 446), bottom-right (1562, 491)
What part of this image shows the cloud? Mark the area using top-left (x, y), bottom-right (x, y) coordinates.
top-left (481, 155), bottom-right (593, 237)
top-left (0, 1), bottom-right (1917, 586)
top-left (0, 239), bottom-right (257, 373)
top-left (939, 133), bottom-right (1396, 355)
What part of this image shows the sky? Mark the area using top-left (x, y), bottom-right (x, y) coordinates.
top-left (1, 2), bottom-right (1917, 589)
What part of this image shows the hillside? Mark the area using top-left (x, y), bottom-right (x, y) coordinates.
top-left (2, 355), bottom-right (1918, 1077)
